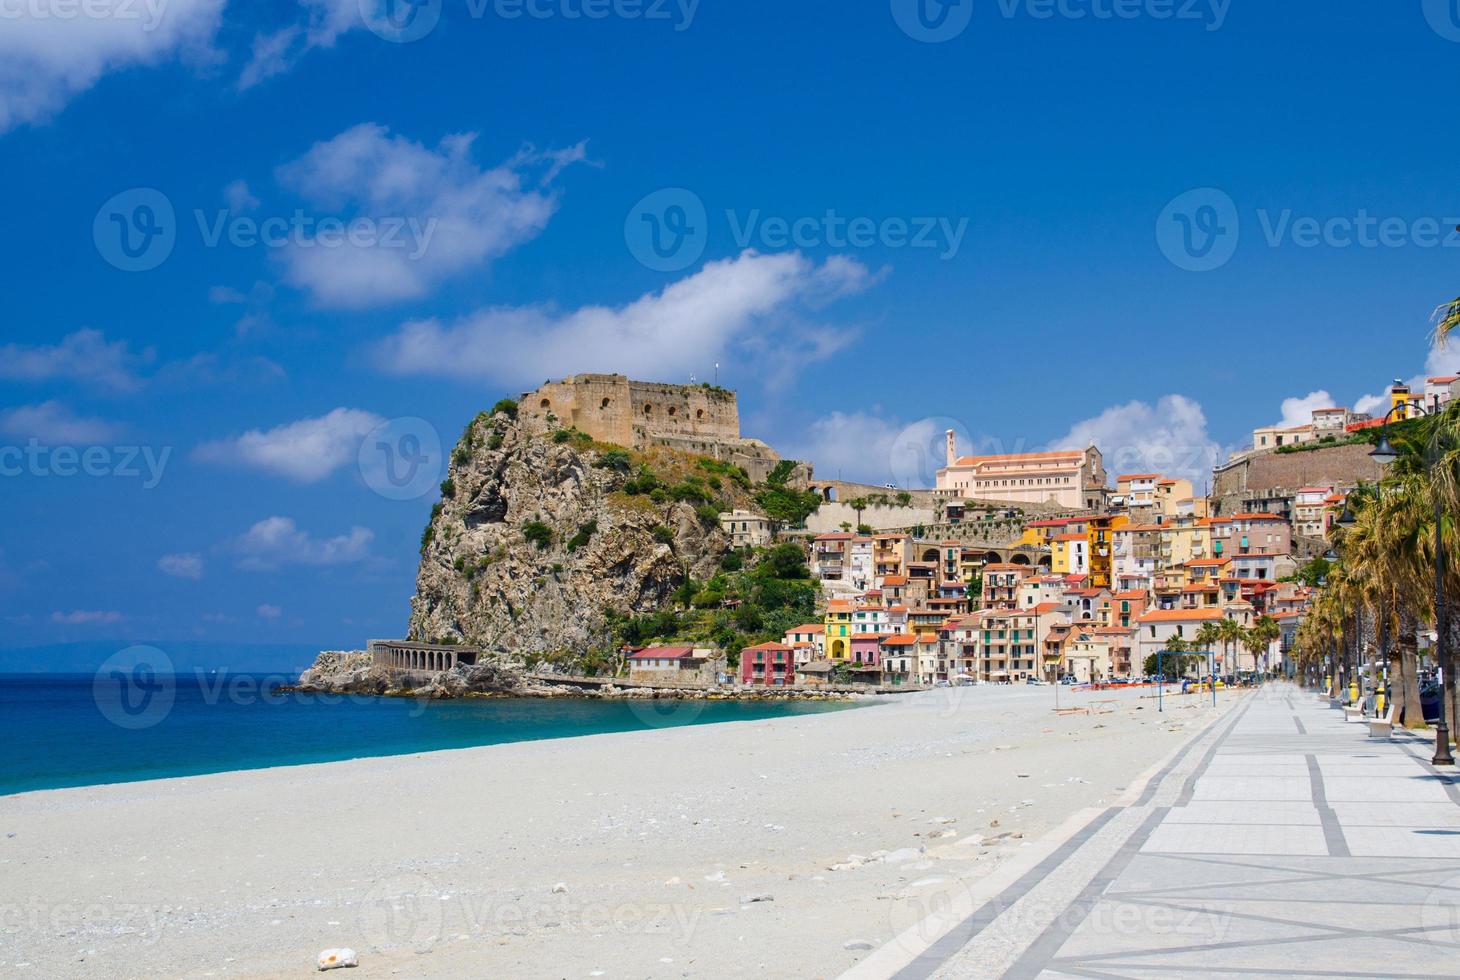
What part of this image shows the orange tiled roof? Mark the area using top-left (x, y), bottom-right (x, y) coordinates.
top-left (952, 450), bottom-right (1085, 466)
top-left (1136, 608), bottom-right (1225, 623)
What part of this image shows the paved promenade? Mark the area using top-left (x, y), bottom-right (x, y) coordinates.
top-left (851, 684), bottom-right (1460, 979)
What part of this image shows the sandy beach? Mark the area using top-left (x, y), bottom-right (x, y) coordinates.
top-left (0, 685), bottom-right (1236, 979)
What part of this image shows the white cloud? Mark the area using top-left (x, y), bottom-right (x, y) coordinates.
top-left (228, 516), bottom-right (374, 570)
top-left (1424, 336), bottom-right (1460, 379)
top-left (0, 0), bottom-right (226, 132)
top-left (1347, 336), bottom-right (1460, 419)
top-left (51, 609), bottom-right (123, 625)
top-left (1050, 394), bottom-right (1228, 486)
top-left (238, 0), bottom-right (360, 89)
top-left (1274, 390), bottom-right (1335, 429)
top-left (0, 401), bottom-right (120, 443)
top-left (158, 552), bottom-right (204, 580)
top-left (374, 250), bottom-right (874, 387)
top-left (209, 285), bottom-right (248, 304)
top-left (782, 411), bottom-right (904, 487)
top-left (256, 603), bottom-right (283, 620)
top-left (194, 408), bottom-right (384, 483)
top-left (223, 179), bottom-right (260, 212)
top-left (274, 124), bottom-right (584, 308)
top-left (1354, 392), bottom-right (1386, 416)
top-left (0, 329), bottom-right (152, 391)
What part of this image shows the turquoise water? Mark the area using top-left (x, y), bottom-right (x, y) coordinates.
top-left (0, 674), bottom-right (854, 796)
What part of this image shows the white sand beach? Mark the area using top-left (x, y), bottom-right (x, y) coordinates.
top-left (0, 685), bottom-right (1235, 979)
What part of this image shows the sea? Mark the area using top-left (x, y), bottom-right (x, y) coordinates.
top-left (0, 669), bottom-right (855, 796)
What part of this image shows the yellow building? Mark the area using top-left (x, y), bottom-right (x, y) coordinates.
top-left (1051, 533), bottom-right (1088, 575)
top-left (824, 599), bottom-right (855, 661)
top-left (1154, 479), bottom-right (1195, 518)
top-left (1390, 381), bottom-right (1424, 420)
top-left (1085, 514), bottom-right (1125, 589)
top-left (1022, 517), bottom-right (1088, 549)
top-left (1159, 517), bottom-right (1212, 569)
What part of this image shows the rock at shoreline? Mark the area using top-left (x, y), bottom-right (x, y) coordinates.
top-left (289, 650), bottom-right (860, 704)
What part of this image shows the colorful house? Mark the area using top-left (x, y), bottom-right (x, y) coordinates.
top-left (739, 642), bottom-right (795, 686)
top-left (1051, 534), bottom-right (1089, 576)
top-left (782, 623), bottom-right (826, 663)
top-left (824, 599), bottom-right (855, 660)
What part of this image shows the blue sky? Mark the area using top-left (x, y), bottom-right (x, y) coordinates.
top-left (2, 0), bottom-right (1459, 650)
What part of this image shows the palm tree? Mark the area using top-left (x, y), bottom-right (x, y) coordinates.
top-left (1217, 617), bottom-right (1244, 677)
top-left (1162, 634), bottom-right (1191, 679)
top-left (1435, 295), bottom-right (1460, 346)
top-left (1194, 622), bottom-right (1221, 658)
top-left (849, 497), bottom-right (869, 529)
top-left (1241, 627), bottom-right (1268, 678)
top-left (1251, 616), bottom-right (1281, 675)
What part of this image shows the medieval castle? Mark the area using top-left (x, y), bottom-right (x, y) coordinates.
top-left (518, 374), bottom-right (806, 484)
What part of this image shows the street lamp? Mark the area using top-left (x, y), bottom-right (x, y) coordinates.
top-left (1368, 401), bottom-right (1453, 766)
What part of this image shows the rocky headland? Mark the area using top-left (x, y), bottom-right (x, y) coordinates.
top-left (294, 381), bottom-right (836, 700)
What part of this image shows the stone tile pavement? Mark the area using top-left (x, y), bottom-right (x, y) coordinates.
top-left (851, 684), bottom-right (1460, 979)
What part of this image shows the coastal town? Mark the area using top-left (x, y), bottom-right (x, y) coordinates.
top-left (347, 369), bottom-right (1458, 704)
top-left (694, 376), bottom-right (1459, 692)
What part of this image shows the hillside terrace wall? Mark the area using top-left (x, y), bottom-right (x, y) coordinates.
top-left (1211, 442), bottom-right (1382, 516)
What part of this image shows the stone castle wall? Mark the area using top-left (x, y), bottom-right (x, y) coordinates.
top-left (522, 374), bottom-right (740, 448)
top-left (519, 375), bottom-right (801, 484)
top-left (1211, 442), bottom-right (1381, 515)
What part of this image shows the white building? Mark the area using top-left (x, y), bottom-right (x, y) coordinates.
top-left (720, 510), bottom-right (772, 548)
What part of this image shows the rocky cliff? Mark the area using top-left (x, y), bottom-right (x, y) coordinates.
top-left (406, 402), bottom-right (756, 668)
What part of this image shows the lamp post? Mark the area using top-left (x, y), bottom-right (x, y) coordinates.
top-left (1334, 505), bottom-right (1360, 706)
top-left (1369, 402), bottom-right (1454, 766)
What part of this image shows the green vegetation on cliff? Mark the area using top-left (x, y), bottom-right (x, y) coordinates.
top-left (606, 542), bottom-right (816, 669)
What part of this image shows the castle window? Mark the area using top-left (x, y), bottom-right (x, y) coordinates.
top-left (668, 407), bottom-right (677, 416)
top-left (540, 399), bottom-right (551, 410)
top-left (600, 398), bottom-right (610, 410)
top-left (644, 404), bottom-right (654, 415)
top-left (696, 409), bottom-right (704, 420)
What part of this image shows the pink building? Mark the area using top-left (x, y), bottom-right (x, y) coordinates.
top-left (850, 633), bottom-right (885, 667)
top-left (740, 642), bottom-right (794, 686)
top-left (1209, 513), bottom-right (1292, 558)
